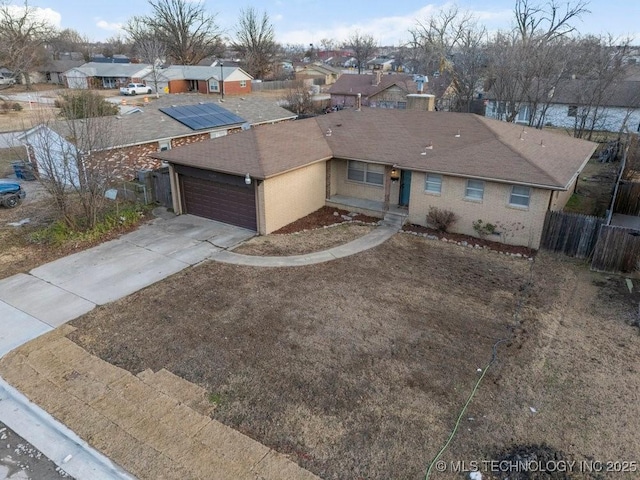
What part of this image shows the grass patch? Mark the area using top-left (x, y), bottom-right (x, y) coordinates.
top-left (208, 392), bottom-right (225, 407)
top-left (30, 203), bottom-right (150, 246)
top-left (563, 193), bottom-right (581, 211)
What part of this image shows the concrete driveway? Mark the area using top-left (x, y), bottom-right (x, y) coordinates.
top-left (0, 214), bottom-right (254, 357)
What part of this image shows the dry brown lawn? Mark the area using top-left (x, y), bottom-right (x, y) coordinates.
top-left (233, 224), bottom-right (375, 256)
top-left (67, 234), bottom-right (640, 480)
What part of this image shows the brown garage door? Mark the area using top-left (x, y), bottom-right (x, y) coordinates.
top-left (180, 173), bottom-right (257, 230)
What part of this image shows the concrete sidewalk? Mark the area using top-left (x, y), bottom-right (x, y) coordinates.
top-left (217, 212), bottom-right (404, 267)
top-left (0, 214), bottom-right (254, 357)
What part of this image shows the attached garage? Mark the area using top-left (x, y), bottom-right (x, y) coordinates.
top-left (175, 165), bottom-right (257, 231)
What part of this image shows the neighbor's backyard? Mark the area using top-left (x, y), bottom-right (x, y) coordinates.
top-left (62, 233), bottom-right (640, 480)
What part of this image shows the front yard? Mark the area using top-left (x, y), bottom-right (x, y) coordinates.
top-left (66, 234), bottom-right (640, 479)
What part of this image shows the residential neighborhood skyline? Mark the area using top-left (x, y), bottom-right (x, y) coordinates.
top-left (11, 0), bottom-right (640, 47)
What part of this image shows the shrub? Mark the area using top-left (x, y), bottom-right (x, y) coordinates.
top-left (11, 102), bottom-right (22, 111)
top-left (472, 219), bottom-right (497, 237)
top-left (427, 207), bottom-right (457, 232)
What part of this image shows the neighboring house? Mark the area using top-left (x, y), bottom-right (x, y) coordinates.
top-left (153, 108), bottom-right (596, 248)
top-left (367, 57), bottom-right (394, 72)
top-left (295, 63), bottom-right (342, 85)
top-left (328, 72), bottom-right (426, 109)
top-left (35, 59), bottom-right (84, 84)
top-left (64, 62), bottom-right (153, 89)
top-left (142, 65), bottom-right (253, 96)
top-left (485, 78), bottom-right (640, 133)
top-left (18, 94), bottom-right (297, 185)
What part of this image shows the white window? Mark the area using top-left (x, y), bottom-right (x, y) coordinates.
top-left (209, 80), bottom-right (220, 92)
top-left (465, 179), bottom-right (484, 200)
top-left (240, 80), bottom-right (247, 88)
top-left (509, 185), bottom-right (531, 207)
top-left (347, 161), bottom-right (384, 186)
top-left (425, 174), bottom-right (442, 194)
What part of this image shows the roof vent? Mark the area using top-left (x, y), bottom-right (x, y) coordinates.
top-left (326, 128), bottom-right (332, 137)
top-left (420, 142), bottom-right (433, 155)
top-left (455, 129), bottom-right (460, 138)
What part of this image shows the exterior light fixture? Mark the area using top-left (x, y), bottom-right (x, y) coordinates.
top-left (390, 168), bottom-right (400, 181)
top-left (245, 173), bottom-right (251, 185)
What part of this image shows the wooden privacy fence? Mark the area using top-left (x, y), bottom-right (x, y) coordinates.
top-left (251, 79), bottom-right (304, 91)
top-left (540, 211), bottom-right (605, 259)
top-left (591, 225), bottom-right (640, 273)
top-left (614, 181), bottom-right (640, 216)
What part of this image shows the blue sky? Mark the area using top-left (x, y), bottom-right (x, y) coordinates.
top-left (14, 0), bottom-right (640, 45)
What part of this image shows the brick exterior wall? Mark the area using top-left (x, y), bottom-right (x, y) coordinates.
top-left (167, 79), bottom-right (251, 96)
top-left (332, 159), bottom-right (385, 202)
top-left (90, 133), bottom-right (213, 181)
top-left (168, 80), bottom-right (190, 94)
top-left (222, 81), bottom-right (252, 96)
top-left (407, 172), bottom-right (551, 249)
top-left (263, 161), bottom-right (327, 234)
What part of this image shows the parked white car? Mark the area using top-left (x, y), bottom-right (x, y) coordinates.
top-left (119, 83), bottom-right (152, 95)
top-left (0, 73), bottom-right (16, 86)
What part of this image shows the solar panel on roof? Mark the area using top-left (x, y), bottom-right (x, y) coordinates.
top-left (159, 103), bottom-right (246, 131)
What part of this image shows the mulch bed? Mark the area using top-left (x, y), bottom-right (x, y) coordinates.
top-left (402, 223), bottom-right (537, 258)
top-left (272, 206), bottom-right (381, 234)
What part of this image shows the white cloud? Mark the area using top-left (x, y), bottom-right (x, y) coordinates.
top-left (96, 20), bottom-right (124, 33)
top-left (277, 3), bottom-right (514, 46)
top-left (4, 5), bottom-right (61, 28)
top-left (273, 14), bottom-right (284, 22)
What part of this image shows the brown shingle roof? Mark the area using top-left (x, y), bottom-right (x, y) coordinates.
top-left (154, 119), bottom-right (333, 179)
top-left (155, 109), bottom-right (597, 189)
top-left (328, 73), bottom-right (420, 97)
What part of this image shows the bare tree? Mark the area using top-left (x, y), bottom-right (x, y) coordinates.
top-left (408, 5), bottom-right (475, 76)
top-left (343, 31), bottom-right (377, 74)
top-left (0, 0), bottom-right (56, 89)
top-left (485, 0), bottom-right (589, 124)
top-left (133, 36), bottom-right (166, 96)
top-left (319, 38), bottom-right (336, 52)
top-left (563, 35), bottom-right (631, 139)
top-left (48, 28), bottom-right (90, 61)
top-left (232, 8), bottom-right (277, 79)
top-left (448, 24), bottom-right (488, 112)
top-left (515, 0), bottom-right (590, 45)
top-left (281, 82), bottom-right (315, 116)
top-left (26, 107), bottom-right (131, 229)
top-left (101, 34), bottom-right (133, 58)
top-left (125, 0), bottom-right (221, 65)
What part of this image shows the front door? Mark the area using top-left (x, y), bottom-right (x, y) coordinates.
top-left (399, 170), bottom-right (412, 206)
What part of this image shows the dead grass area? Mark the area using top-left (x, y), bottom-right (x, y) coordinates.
top-left (66, 234), bottom-right (640, 480)
top-left (564, 157), bottom-right (618, 216)
top-left (0, 187), bottom-right (153, 279)
top-left (233, 224), bottom-right (375, 256)
top-left (0, 104), bottom-right (60, 131)
top-left (0, 185), bottom-right (61, 278)
top-left (232, 207), bottom-right (380, 256)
